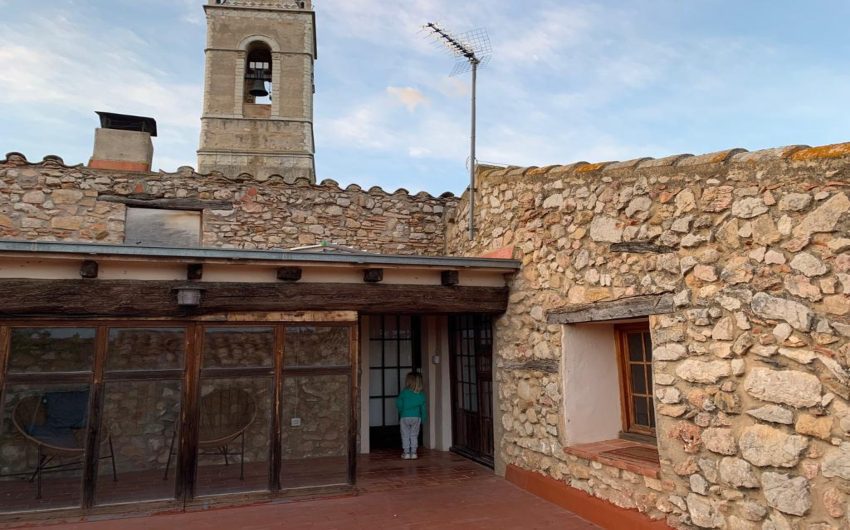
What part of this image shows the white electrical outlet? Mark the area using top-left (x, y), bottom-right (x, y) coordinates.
top-left (291, 417), bottom-right (302, 427)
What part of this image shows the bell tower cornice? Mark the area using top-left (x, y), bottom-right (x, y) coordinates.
top-left (205, 0), bottom-right (313, 11)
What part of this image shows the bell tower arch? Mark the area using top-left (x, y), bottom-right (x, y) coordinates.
top-left (198, 0), bottom-right (316, 182)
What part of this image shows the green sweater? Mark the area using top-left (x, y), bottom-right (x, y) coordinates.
top-left (396, 388), bottom-right (427, 421)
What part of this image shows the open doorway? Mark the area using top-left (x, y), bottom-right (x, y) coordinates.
top-left (367, 315), bottom-right (422, 451)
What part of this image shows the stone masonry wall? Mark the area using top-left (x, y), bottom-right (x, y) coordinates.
top-left (0, 153), bottom-right (456, 255)
top-left (446, 143), bottom-right (850, 529)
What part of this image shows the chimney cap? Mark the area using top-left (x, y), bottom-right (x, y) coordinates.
top-left (95, 111), bottom-right (158, 137)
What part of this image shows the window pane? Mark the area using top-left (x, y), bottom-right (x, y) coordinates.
top-left (627, 333), bottom-right (644, 362)
top-left (383, 341), bottom-right (398, 368)
top-left (196, 378), bottom-right (272, 496)
top-left (124, 207), bottom-right (201, 248)
top-left (643, 332), bottom-right (653, 361)
top-left (284, 326), bottom-right (350, 368)
top-left (369, 341), bottom-right (383, 367)
top-left (95, 380), bottom-right (181, 505)
top-left (9, 328), bottom-right (95, 373)
top-left (203, 327), bottom-right (274, 368)
top-left (384, 399), bottom-right (399, 426)
top-left (384, 369), bottom-right (399, 397)
top-left (633, 397), bottom-right (650, 427)
top-left (0, 384), bottom-right (90, 512)
top-left (369, 369), bottom-right (383, 397)
top-left (398, 316), bottom-right (412, 339)
top-left (630, 364), bottom-right (647, 395)
top-left (399, 340), bottom-right (413, 367)
top-left (282, 375), bottom-right (349, 488)
top-left (369, 399), bottom-right (383, 427)
top-left (369, 315), bottom-right (383, 340)
top-left (106, 328), bottom-right (185, 371)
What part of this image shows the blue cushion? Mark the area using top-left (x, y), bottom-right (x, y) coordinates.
top-left (44, 390), bottom-right (89, 429)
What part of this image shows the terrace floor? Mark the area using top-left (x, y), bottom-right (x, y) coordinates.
top-left (25, 449), bottom-right (600, 530)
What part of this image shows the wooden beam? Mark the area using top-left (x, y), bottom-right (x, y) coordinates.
top-left (547, 293), bottom-right (675, 324)
top-left (98, 194), bottom-right (232, 211)
top-left (363, 269), bottom-right (383, 283)
top-left (0, 280), bottom-right (509, 317)
top-left (80, 260), bottom-right (99, 279)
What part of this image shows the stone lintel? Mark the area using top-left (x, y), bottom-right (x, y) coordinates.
top-left (610, 242), bottom-right (677, 254)
top-left (547, 293), bottom-right (675, 324)
top-left (99, 194), bottom-right (233, 211)
top-left (501, 359), bottom-right (559, 373)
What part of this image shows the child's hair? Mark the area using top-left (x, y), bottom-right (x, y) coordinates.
top-left (405, 372), bottom-right (424, 393)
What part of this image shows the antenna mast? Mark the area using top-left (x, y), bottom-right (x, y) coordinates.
top-left (423, 23), bottom-right (492, 240)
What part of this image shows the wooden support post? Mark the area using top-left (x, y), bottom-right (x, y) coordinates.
top-left (80, 260), bottom-right (99, 279)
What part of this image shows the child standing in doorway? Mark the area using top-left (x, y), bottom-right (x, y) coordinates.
top-left (397, 372), bottom-right (427, 460)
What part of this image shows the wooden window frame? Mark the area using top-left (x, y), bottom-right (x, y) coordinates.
top-left (615, 323), bottom-right (656, 439)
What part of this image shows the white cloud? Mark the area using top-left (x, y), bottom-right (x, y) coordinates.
top-left (386, 86), bottom-right (428, 111)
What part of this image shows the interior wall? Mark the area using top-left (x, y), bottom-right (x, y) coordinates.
top-left (561, 323), bottom-right (622, 446)
top-left (422, 315), bottom-right (453, 452)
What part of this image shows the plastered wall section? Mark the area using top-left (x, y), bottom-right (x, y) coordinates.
top-left (446, 144), bottom-right (850, 529)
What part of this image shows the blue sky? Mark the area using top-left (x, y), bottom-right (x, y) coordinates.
top-left (1, 1), bottom-right (850, 194)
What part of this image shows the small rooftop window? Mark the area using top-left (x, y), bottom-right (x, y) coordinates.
top-left (124, 207), bottom-right (201, 248)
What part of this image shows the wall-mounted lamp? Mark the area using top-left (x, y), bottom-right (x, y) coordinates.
top-left (432, 354), bottom-right (441, 365)
top-left (174, 286), bottom-right (205, 307)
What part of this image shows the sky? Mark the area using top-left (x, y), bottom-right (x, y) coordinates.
top-left (1, 1), bottom-right (850, 195)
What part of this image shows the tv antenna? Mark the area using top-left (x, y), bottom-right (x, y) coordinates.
top-left (423, 22), bottom-right (492, 240)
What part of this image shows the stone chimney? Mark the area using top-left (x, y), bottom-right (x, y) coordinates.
top-left (89, 112), bottom-right (157, 172)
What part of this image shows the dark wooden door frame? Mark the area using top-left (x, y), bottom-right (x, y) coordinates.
top-left (448, 314), bottom-right (494, 468)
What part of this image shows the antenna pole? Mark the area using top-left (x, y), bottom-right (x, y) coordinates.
top-left (469, 59), bottom-right (478, 240)
top-left (422, 22), bottom-right (491, 240)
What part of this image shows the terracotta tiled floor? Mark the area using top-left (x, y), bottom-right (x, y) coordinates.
top-left (23, 450), bottom-right (599, 530)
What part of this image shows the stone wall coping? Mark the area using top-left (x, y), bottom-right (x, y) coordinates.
top-left (474, 140), bottom-right (850, 183)
top-left (0, 152), bottom-right (457, 202)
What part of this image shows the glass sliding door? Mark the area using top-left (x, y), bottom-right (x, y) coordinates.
top-left (0, 327), bottom-right (95, 512)
top-left (196, 326), bottom-right (274, 496)
top-left (281, 325), bottom-right (353, 488)
top-left (0, 317), bottom-right (357, 516)
top-left (95, 327), bottom-right (185, 505)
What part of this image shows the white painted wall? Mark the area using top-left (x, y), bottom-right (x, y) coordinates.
top-left (561, 323), bottom-right (622, 446)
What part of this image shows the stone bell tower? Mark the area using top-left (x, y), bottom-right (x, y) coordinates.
top-left (198, 0), bottom-right (316, 181)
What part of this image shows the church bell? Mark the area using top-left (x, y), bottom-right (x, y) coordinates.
top-left (249, 78), bottom-right (268, 98)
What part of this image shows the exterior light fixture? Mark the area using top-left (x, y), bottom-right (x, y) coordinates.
top-left (174, 286), bottom-right (204, 307)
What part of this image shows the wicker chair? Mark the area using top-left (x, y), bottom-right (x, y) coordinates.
top-left (164, 388), bottom-right (257, 480)
top-left (12, 392), bottom-right (117, 499)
